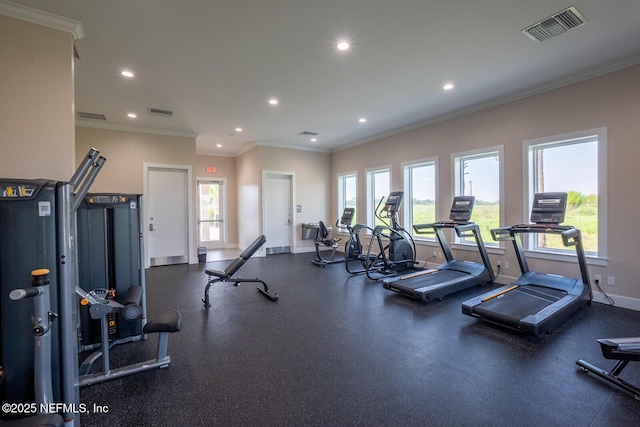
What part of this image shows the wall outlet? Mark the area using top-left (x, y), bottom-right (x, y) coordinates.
top-left (496, 261), bottom-right (502, 269)
top-left (607, 276), bottom-right (615, 286)
top-left (594, 274), bottom-right (602, 283)
top-left (504, 261), bottom-right (510, 270)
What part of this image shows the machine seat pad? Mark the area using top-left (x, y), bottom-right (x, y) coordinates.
top-left (205, 268), bottom-right (228, 278)
top-left (143, 310), bottom-right (182, 334)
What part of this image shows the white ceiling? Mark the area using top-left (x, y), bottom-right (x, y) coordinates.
top-left (6, 0), bottom-right (640, 156)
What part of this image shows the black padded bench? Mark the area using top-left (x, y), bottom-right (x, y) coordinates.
top-left (576, 336), bottom-right (640, 399)
top-left (203, 235), bottom-right (278, 308)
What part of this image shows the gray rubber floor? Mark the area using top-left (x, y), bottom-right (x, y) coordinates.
top-left (79, 253), bottom-right (640, 426)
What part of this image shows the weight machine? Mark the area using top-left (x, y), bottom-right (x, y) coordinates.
top-left (1, 149), bottom-right (105, 425)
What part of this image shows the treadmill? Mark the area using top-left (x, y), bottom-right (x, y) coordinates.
top-left (462, 192), bottom-right (592, 337)
top-left (382, 196), bottom-right (494, 302)
top-left (576, 337), bottom-right (640, 399)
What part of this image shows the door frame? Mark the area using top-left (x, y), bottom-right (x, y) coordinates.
top-left (143, 163), bottom-right (195, 268)
top-left (261, 170), bottom-right (296, 255)
top-left (196, 177), bottom-right (227, 249)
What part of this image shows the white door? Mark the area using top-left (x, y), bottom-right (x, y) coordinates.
top-left (147, 167), bottom-right (189, 266)
top-left (198, 180), bottom-right (225, 249)
top-left (263, 173), bottom-right (292, 254)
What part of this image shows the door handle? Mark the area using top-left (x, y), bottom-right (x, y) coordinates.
top-left (149, 223), bottom-right (154, 231)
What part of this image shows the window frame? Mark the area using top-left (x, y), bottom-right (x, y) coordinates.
top-left (522, 127), bottom-right (607, 265)
top-left (451, 146), bottom-right (504, 248)
top-left (402, 158), bottom-right (438, 242)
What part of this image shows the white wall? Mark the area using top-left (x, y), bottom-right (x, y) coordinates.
top-left (0, 15), bottom-right (75, 180)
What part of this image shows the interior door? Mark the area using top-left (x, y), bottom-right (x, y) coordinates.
top-left (263, 173), bottom-right (292, 254)
top-left (198, 180), bottom-right (225, 249)
top-left (147, 167), bottom-right (189, 266)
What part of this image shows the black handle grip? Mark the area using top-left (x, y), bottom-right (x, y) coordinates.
top-left (9, 287), bottom-right (42, 300)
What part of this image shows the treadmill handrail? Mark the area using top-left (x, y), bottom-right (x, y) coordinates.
top-left (506, 223), bottom-right (575, 234)
top-left (490, 226), bottom-right (513, 241)
top-left (492, 222), bottom-right (592, 300)
top-left (413, 220), bottom-right (470, 234)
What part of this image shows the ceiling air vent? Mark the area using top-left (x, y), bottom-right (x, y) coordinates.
top-left (77, 111), bottom-right (106, 120)
top-left (148, 107), bottom-right (174, 117)
top-left (298, 131), bottom-right (318, 136)
top-left (522, 6), bottom-right (586, 42)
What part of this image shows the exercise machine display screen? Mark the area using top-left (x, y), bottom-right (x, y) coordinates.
top-left (449, 196), bottom-right (475, 221)
top-left (530, 192), bottom-right (567, 224)
top-left (340, 207), bottom-right (355, 226)
top-left (383, 191), bottom-right (404, 214)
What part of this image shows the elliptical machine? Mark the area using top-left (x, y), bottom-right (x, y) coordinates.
top-left (364, 191), bottom-right (416, 280)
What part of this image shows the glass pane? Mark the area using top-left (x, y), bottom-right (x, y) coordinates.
top-left (344, 175), bottom-right (357, 223)
top-left (373, 170), bottom-right (390, 227)
top-left (199, 182), bottom-right (221, 242)
top-left (458, 154), bottom-right (499, 243)
top-left (533, 140), bottom-right (598, 253)
top-left (410, 163), bottom-right (436, 230)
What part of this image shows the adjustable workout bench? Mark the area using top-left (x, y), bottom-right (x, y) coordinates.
top-left (577, 337), bottom-right (640, 399)
top-left (203, 235), bottom-right (278, 308)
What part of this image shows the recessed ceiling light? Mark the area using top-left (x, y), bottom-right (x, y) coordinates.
top-left (235, 127), bottom-right (243, 132)
top-left (268, 98), bottom-right (279, 105)
top-left (443, 83), bottom-right (454, 90)
top-left (121, 70), bottom-right (134, 78)
top-left (359, 117), bottom-right (367, 123)
top-left (310, 138), bottom-right (317, 142)
top-left (127, 113), bottom-right (137, 118)
top-left (337, 41), bottom-right (350, 51)
top-left (216, 144), bottom-right (222, 148)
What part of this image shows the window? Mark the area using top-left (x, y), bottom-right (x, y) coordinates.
top-left (366, 168), bottom-right (390, 228)
top-left (524, 128), bottom-right (606, 258)
top-left (337, 173), bottom-right (357, 224)
top-left (452, 147), bottom-right (502, 246)
top-left (403, 160), bottom-right (437, 239)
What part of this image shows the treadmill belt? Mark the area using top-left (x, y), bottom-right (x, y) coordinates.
top-left (391, 269), bottom-right (467, 293)
top-left (474, 285), bottom-right (568, 326)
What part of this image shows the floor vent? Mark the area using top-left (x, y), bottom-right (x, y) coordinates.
top-left (148, 107), bottom-right (174, 117)
top-left (77, 111), bottom-right (106, 120)
top-left (522, 6), bottom-right (586, 42)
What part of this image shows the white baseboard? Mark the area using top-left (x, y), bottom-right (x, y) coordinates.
top-left (294, 246), bottom-right (317, 254)
top-left (592, 291), bottom-right (640, 311)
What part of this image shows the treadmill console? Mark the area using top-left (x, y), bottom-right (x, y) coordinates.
top-left (530, 192), bottom-right (567, 224)
top-left (382, 191), bottom-right (404, 214)
top-left (340, 207), bottom-right (355, 227)
top-left (449, 196), bottom-right (475, 222)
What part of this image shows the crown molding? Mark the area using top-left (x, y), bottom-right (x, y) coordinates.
top-left (76, 119), bottom-right (199, 139)
top-left (0, 0), bottom-right (84, 39)
top-left (255, 141), bottom-right (330, 154)
top-left (332, 55), bottom-right (640, 153)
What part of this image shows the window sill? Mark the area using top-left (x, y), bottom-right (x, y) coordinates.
top-left (523, 250), bottom-right (608, 267)
top-left (451, 242), bottom-right (506, 256)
